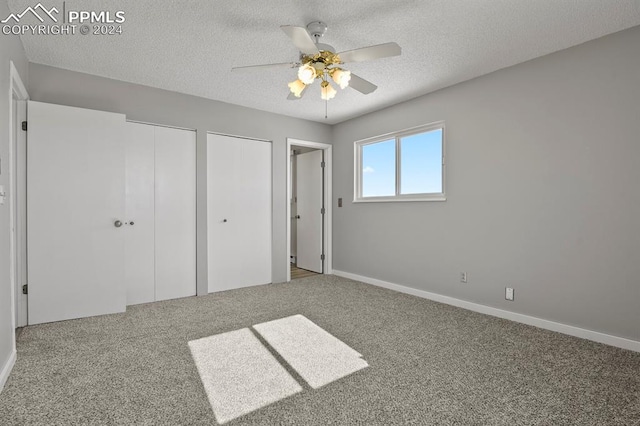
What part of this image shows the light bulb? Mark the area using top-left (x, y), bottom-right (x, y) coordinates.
top-left (331, 68), bottom-right (351, 89)
top-left (288, 79), bottom-right (306, 97)
top-left (297, 64), bottom-right (316, 85)
top-left (320, 81), bottom-right (337, 100)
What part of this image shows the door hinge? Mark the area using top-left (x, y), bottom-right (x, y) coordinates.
top-left (320, 207), bottom-right (325, 215)
top-left (22, 284), bottom-right (28, 294)
top-left (321, 254), bottom-right (325, 261)
top-left (321, 161), bottom-right (325, 168)
top-left (21, 121), bottom-right (27, 131)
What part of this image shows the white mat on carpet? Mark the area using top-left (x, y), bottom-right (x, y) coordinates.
top-left (188, 328), bottom-right (302, 424)
top-left (253, 314), bottom-right (369, 389)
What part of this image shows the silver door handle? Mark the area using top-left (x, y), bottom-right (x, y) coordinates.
top-left (114, 220), bottom-right (123, 228)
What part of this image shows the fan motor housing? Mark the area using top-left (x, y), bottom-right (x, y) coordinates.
top-left (306, 21), bottom-right (328, 40)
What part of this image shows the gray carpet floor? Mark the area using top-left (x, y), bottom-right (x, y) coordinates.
top-left (1, 275), bottom-right (638, 425)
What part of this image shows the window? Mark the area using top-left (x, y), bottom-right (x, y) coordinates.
top-left (354, 122), bottom-right (445, 202)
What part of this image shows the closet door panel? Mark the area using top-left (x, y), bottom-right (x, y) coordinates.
top-left (154, 126), bottom-right (197, 301)
top-left (207, 134), bottom-right (240, 292)
top-left (208, 134), bottom-right (272, 293)
top-left (236, 139), bottom-right (272, 286)
top-left (124, 122), bottom-right (156, 305)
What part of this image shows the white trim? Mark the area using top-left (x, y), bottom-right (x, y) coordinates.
top-left (0, 350), bottom-right (16, 392)
top-left (353, 195), bottom-right (446, 203)
top-left (286, 138), bottom-right (333, 282)
top-left (9, 61), bottom-right (27, 99)
top-left (207, 130), bottom-right (271, 143)
top-left (126, 119), bottom-right (195, 132)
top-left (333, 270), bottom-right (640, 353)
top-left (8, 61), bottom-right (29, 360)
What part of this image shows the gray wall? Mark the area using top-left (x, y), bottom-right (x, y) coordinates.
top-left (0, 2), bottom-right (28, 384)
top-left (28, 63), bottom-right (332, 293)
top-left (331, 26), bottom-right (640, 341)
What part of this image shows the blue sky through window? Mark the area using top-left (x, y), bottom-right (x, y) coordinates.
top-left (362, 139), bottom-right (395, 197)
top-left (401, 129), bottom-right (442, 194)
top-left (361, 129), bottom-right (442, 198)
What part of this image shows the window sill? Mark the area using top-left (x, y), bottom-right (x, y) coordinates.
top-left (353, 196), bottom-right (446, 203)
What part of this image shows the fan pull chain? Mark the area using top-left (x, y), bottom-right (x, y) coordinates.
top-left (325, 98), bottom-right (328, 119)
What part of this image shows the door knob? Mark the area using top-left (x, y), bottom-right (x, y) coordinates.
top-left (114, 220), bottom-right (123, 228)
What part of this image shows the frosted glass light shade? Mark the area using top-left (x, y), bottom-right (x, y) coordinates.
top-left (297, 64), bottom-right (316, 85)
top-left (288, 79), bottom-right (306, 97)
top-left (320, 81), bottom-right (337, 100)
top-left (331, 69), bottom-right (351, 89)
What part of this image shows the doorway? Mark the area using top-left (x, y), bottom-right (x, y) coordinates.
top-left (9, 62), bottom-right (29, 337)
top-left (286, 139), bottom-right (332, 282)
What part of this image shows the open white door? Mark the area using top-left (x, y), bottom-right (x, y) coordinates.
top-left (27, 101), bottom-right (127, 324)
top-left (296, 150), bottom-right (323, 273)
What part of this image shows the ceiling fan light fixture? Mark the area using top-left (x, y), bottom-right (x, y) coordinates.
top-left (320, 80), bottom-right (337, 100)
top-left (331, 68), bottom-right (351, 89)
top-left (297, 64), bottom-right (316, 85)
top-left (288, 79), bottom-right (306, 97)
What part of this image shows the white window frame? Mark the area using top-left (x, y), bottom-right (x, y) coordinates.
top-left (354, 121), bottom-right (446, 202)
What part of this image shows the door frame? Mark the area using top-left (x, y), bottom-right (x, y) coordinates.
top-left (9, 61), bottom-right (29, 338)
top-left (286, 138), bottom-right (332, 281)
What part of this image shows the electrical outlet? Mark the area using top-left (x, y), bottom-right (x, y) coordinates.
top-left (505, 287), bottom-right (514, 301)
top-left (460, 272), bottom-right (467, 283)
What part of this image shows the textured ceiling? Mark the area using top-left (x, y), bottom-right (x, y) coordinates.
top-left (8, 0), bottom-right (640, 124)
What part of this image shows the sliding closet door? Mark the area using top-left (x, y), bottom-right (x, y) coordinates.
top-left (155, 126), bottom-right (197, 301)
top-left (28, 101), bottom-right (127, 324)
top-left (207, 134), bottom-right (272, 292)
top-left (124, 122), bottom-right (156, 305)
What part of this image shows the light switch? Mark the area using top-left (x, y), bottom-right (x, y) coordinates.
top-left (0, 185), bottom-right (5, 205)
top-left (338, 198), bottom-right (343, 207)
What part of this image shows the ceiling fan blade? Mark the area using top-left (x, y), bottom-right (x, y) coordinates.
top-left (281, 25), bottom-right (319, 55)
top-left (349, 74), bottom-right (378, 94)
top-left (338, 42), bottom-right (401, 63)
top-left (232, 62), bottom-right (298, 72)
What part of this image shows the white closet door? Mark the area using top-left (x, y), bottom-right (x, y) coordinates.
top-left (296, 150), bottom-right (323, 273)
top-left (124, 122), bottom-right (156, 305)
top-left (207, 134), bottom-right (272, 292)
top-left (27, 101), bottom-right (126, 324)
top-left (154, 126), bottom-right (197, 301)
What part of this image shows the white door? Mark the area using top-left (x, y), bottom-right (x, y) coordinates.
top-left (207, 134), bottom-right (272, 292)
top-left (154, 126), bottom-right (197, 301)
top-left (27, 101), bottom-right (127, 324)
top-left (124, 122), bottom-right (156, 305)
top-left (296, 150), bottom-right (323, 273)
top-left (124, 123), bottom-right (197, 304)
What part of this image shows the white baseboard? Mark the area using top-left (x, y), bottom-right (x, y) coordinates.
top-left (0, 350), bottom-right (16, 392)
top-left (333, 270), bottom-right (640, 353)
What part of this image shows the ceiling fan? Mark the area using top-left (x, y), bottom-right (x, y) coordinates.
top-left (232, 21), bottom-right (401, 101)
